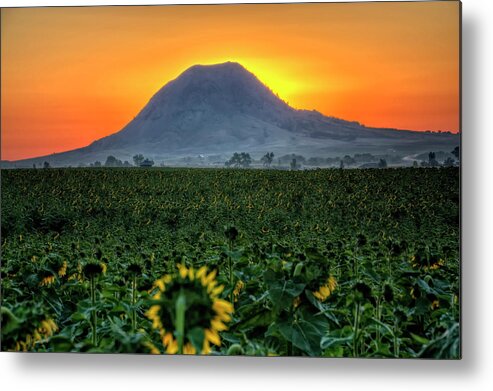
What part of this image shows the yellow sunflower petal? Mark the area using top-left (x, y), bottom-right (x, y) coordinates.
top-left (178, 264), bottom-right (188, 279)
top-left (196, 266), bottom-right (207, 279)
top-left (211, 318), bottom-right (228, 332)
top-left (205, 328), bottom-right (221, 346)
top-left (183, 342), bottom-right (196, 355)
top-left (319, 285), bottom-right (331, 299)
top-left (33, 330), bottom-right (42, 342)
top-left (202, 338), bottom-right (211, 355)
top-left (328, 276), bottom-right (338, 291)
top-left (213, 298), bottom-right (234, 315)
top-left (48, 319), bottom-right (58, 332)
top-left (211, 285), bottom-right (225, 296)
top-left (313, 291), bottom-right (324, 301)
top-left (166, 339), bottom-right (178, 354)
top-left (145, 341), bottom-right (160, 355)
top-left (202, 269), bottom-right (217, 286)
top-left (216, 310), bottom-right (232, 322)
top-left (207, 280), bottom-right (218, 292)
top-left (40, 320), bottom-right (53, 335)
top-left (155, 279), bottom-right (165, 291)
top-left (163, 332), bottom-right (174, 346)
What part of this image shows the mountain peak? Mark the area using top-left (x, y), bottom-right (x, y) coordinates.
top-left (82, 61), bottom-right (459, 161)
top-left (127, 60), bottom-right (293, 126)
top-left (178, 61), bottom-right (260, 86)
top-left (184, 61), bottom-right (245, 72)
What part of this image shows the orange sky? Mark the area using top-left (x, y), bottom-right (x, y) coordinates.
top-left (1, 1), bottom-right (460, 161)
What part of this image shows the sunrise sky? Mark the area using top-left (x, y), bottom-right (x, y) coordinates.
top-left (1, 1), bottom-right (460, 161)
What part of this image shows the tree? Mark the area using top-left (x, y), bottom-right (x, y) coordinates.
top-left (94, 161), bottom-right (102, 167)
top-left (43, 161), bottom-right (51, 169)
top-left (290, 158), bottom-right (298, 170)
top-left (105, 155), bottom-right (123, 167)
top-left (225, 152), bottom-right (251, 168)
top-left (342, 155), bottom-right (356, 166)
top-left (339, 160), bottom-right (344, 169)
top-left (225, 153), bottom-right (240, 167)
top-left (451, 146), bottom-right (460, 160)
top-left (428, 152), bottom-right (439, 167)
top-left (140, 159), bottom-right (154, 167)
top-left (378, 159), bottom-right (388, 168)
top-left (241, 153), bottom-right (252, 168)
top-left (261, 152), bottom-right (275, 167)
top-left (133, 154), bottom-right (145, 166)
top-left (443, 157), bottom-right (455, 167)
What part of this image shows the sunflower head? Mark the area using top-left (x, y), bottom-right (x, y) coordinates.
top-left (313, 275), bottom-right (337, 302)
top-left (233, 280), bottom-right (245, 302)
top-left (12, 317), bottom-right (58, 352)
top-left (127, 261), bottom-right (143, 276)
top-left (58, 261), bottom-right (68, 277)
top-left (82, 261), bottom-right (107, 278)
top-left (224, 226), bottom-right (239, 242)
top-left (38, 268), bottom-right (57, 287)
top-left (146, 264), bottom-right (234, 355)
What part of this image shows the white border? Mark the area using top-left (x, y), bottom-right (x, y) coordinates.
top-left (2, 1), bottom-right (492, 391)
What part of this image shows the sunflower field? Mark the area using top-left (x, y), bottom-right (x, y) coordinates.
top-left (1, 167), bottom-right (460, 358)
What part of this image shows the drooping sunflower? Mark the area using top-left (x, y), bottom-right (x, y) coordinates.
top-left (82, 261), bottom-right (107, 278)
top-left (233, 280), bottom-right (245, 302)
top-left (39, 273), bottom-right (56, 287)
top-left (146, 264), bottom-right (234, 355)
top-left (313, 275), bottom-right (337, 302)
top-left (68, 262), bottom-right (84, 282)
top-left (58, 261), bottom-right (68, 277)
top-left (14, 318), bottom-right (58, 352)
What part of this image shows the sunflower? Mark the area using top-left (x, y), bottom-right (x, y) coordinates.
top-left (146, 264), bottom-right (234, 355)
top-left (313, 275), bottom-right (337, 302)
top-left (14, 318), bottom-right (58, 352)
top-left (425, 258), bottom-right (445, 272)
top-left (58, 261), bottom-right (68, 277)
top-left (39, 274), bottom-right (56, 287)
top-left (143, 341), bottom-right (161, 355)
top-left (233, 280), bottom-right (245, 302)
top-left (68, 262), bottom-right (84, 282)
top-left (82, 261), bottom-right (107, 278)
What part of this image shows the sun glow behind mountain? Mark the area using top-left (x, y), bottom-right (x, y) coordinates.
top-left (1, 2), bottom-right (460, 161)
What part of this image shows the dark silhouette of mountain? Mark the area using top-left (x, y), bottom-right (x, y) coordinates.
top-left (8, 61), bottom-right (459, 166)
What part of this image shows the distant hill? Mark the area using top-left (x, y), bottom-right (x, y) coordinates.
top-left (7, 61), bottom-right (459, 167)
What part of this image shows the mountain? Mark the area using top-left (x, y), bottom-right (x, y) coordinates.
top-left (8, 61), bottom-right (459, 167)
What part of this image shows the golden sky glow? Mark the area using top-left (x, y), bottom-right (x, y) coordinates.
top-left (1, 1), bottom-right (460, 161)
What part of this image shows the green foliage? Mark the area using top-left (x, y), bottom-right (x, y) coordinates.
top-left (1, 167), bottom-right (460, 357)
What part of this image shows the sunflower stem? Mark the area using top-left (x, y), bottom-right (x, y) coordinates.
top-left (90, 276), bottom-right (97, 346)
top-left (393, 320), bottom-right (399, 357)
top-left (131, 274), bottom-right (137, 333)
top-left (175, 288), bottom-right (186, 354)
top-left (376, 298), bottom-right (381, 347)
top-left (353, 302), bottom-right (360, 357)
top-left (227, 238), bottom-right (235, 305)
